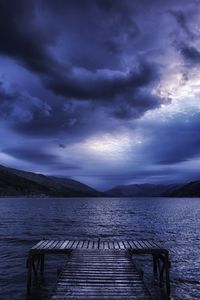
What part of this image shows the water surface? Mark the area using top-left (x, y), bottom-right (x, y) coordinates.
top-left (0, 197), bottom-right (199, 299)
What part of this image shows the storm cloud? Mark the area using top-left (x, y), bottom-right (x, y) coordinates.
top-left (0, 0), bottom-right (200, 189)
top-left (0, 0), bottom-right (156, 103)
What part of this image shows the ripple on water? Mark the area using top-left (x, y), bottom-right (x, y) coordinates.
top-left (0, 196), bottom-right (199, 300)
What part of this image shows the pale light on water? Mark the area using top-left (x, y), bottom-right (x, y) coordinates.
top-left (0, 197), bottom-right (200, 299)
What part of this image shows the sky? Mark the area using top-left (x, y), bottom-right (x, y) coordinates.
top-left (0, 0), bottom-right (200, 190)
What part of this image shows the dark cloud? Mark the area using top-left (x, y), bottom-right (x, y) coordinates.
top-left (13, 97), bottom-right (103, 140)
top-left (0, 0), bottom-right (57, 74)
top-left (111, 89), bottom-right (163, 120)
top-left (58, 143), bottom-right (66, 149)
top-left (180, 44), bottom-right (200, 64)
top-left (141, 112), bottom-right (200, 165)
top-left (3, 147), bottom-right (57, 163)
top-left (2, 147), bottom-right (79, 170)
top-left (0, 0), bottom-right (162, 132)
top-left (0, 81), bottom-right (90, 138)
top-left (45, 61), bottom-right (157, 101)
top-left (170, 8), bottom-right (200, 68)
top-left (0, 81), bottom-right (51, 125)
top-left (170, 10), bottom-right (194, 39)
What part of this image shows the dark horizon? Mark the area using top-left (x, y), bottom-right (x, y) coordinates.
top-left (0, 0), bottom-right (200, 189)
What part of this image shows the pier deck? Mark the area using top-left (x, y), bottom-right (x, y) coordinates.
top-left (26, 239), bottom-right (171, 299)
top-left (51, 250), bottom-right (151, 299)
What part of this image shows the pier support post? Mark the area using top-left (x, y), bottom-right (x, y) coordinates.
top-left (40, 254), bottom-right (45, 274)
top-left (153, 254), bottom-right (158, 277)
top-left (27, 255), bottom-right (33, 295)
top-left (164, 252), bottom-right (170, 298)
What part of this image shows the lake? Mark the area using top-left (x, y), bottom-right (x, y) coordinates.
top-left (0, 197), bottom-right (199, 299)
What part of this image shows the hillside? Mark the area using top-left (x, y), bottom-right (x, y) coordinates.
top-left (106, 183), bottom-right (180, 197)
top-left (166, 181), bottom-right (200, 197)
top-left (0, 165), bottom-right (101, 197)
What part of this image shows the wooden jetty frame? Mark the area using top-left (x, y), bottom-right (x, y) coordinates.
top-left (26, 239), bottom-right (171, 299)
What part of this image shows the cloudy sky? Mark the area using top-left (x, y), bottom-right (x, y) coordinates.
top-left (0, 0), bottom-right (200, 190)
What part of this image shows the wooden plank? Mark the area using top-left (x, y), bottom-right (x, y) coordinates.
top-left (67, 259), bottom-right (135, 263)
top-left (88, 240), bottom-right (94, 250)
top-left (71, 240), bottom-right (79, 249)
top-left (108, 241), bottom-right (114, 249)
top-left (83, 240), bottom-right (90, 249)
top-left (61, 271), bottom-right (140, 276)
top-left (113, 241), bottom-right (120, 249)
top-left (93, 241), bottom-right (99, 250)
top-left (142, 240), bottom-right (153, 249)
top-left (77, 240), bottom-right (84, 249)
top-left (60, 240), bottom-right (70, 249)
top-left (67, 240), bottom-right (75, 249)
top-left (31, 240), bottom-right (46, 250)
top-left (133, 240), bottom-right (143, 249)
top-left (118, 241), bottom-right (125, 250)
top-left (127, 240), bottom-right (136, 250)
top-left (148, 240), bottom-right (161, 249)
top-left (123, 241), bottom-right (131, 249)
top-left (139, 240), bottom-right (152, 249)
top-left (50, 241), bottom-right (60, 249)
top-left (63, 265), bottom-right (138, 269)
top-left (104, 241), bottom-right (109, 250)
top-left (59, 274), bottom-right (142, 279)
top-left (44, 240), bottom-right (57, 249)
top-left (128, 240), bottom-right (139, 249)
top-left (99, 241), bottom-right (104, 250)
top-left (54, 241), bottom-right (65, 249)
top-left (40, 240), bottom-right (52, 249)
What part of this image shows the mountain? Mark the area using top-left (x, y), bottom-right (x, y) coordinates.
top-left (1, 164), bottom-right (199, 197)
top-left (166, 181), bottom-right (200, 197)
top-left (0, 165), bottom-right (101, 197)
top-left (106, 183), bottom-right (180, 197)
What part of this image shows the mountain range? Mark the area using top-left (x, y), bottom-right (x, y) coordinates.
top-left (0, 164), bottom-right (200, 197)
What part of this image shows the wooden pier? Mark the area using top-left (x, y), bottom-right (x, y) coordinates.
top-left (26, 239), bottom-right (171, 299)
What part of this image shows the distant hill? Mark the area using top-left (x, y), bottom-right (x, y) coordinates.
top-left (166, 181), bottom-right (200, 197)
top-left (0, 165), bottom-right (101, 197)
top-left (1, 164), bottom-right (200, 197)
top-left (106, 183), bottom-right (181, 197)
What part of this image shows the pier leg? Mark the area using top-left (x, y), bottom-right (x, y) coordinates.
top-left (157, 252), bottom-right (171, 298)
top-left (164, 253), bottom-right (170, 298)
top-left (40, 254), bottom-right (45, 274)
top-left (98, 238), bottom-right (100, 250)
top-left (27, 256), bottom-right (33, 295)
top-left (32, 256), bottom-right (38, 276)
top-left (153, 254), bottom-right (158, 277)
